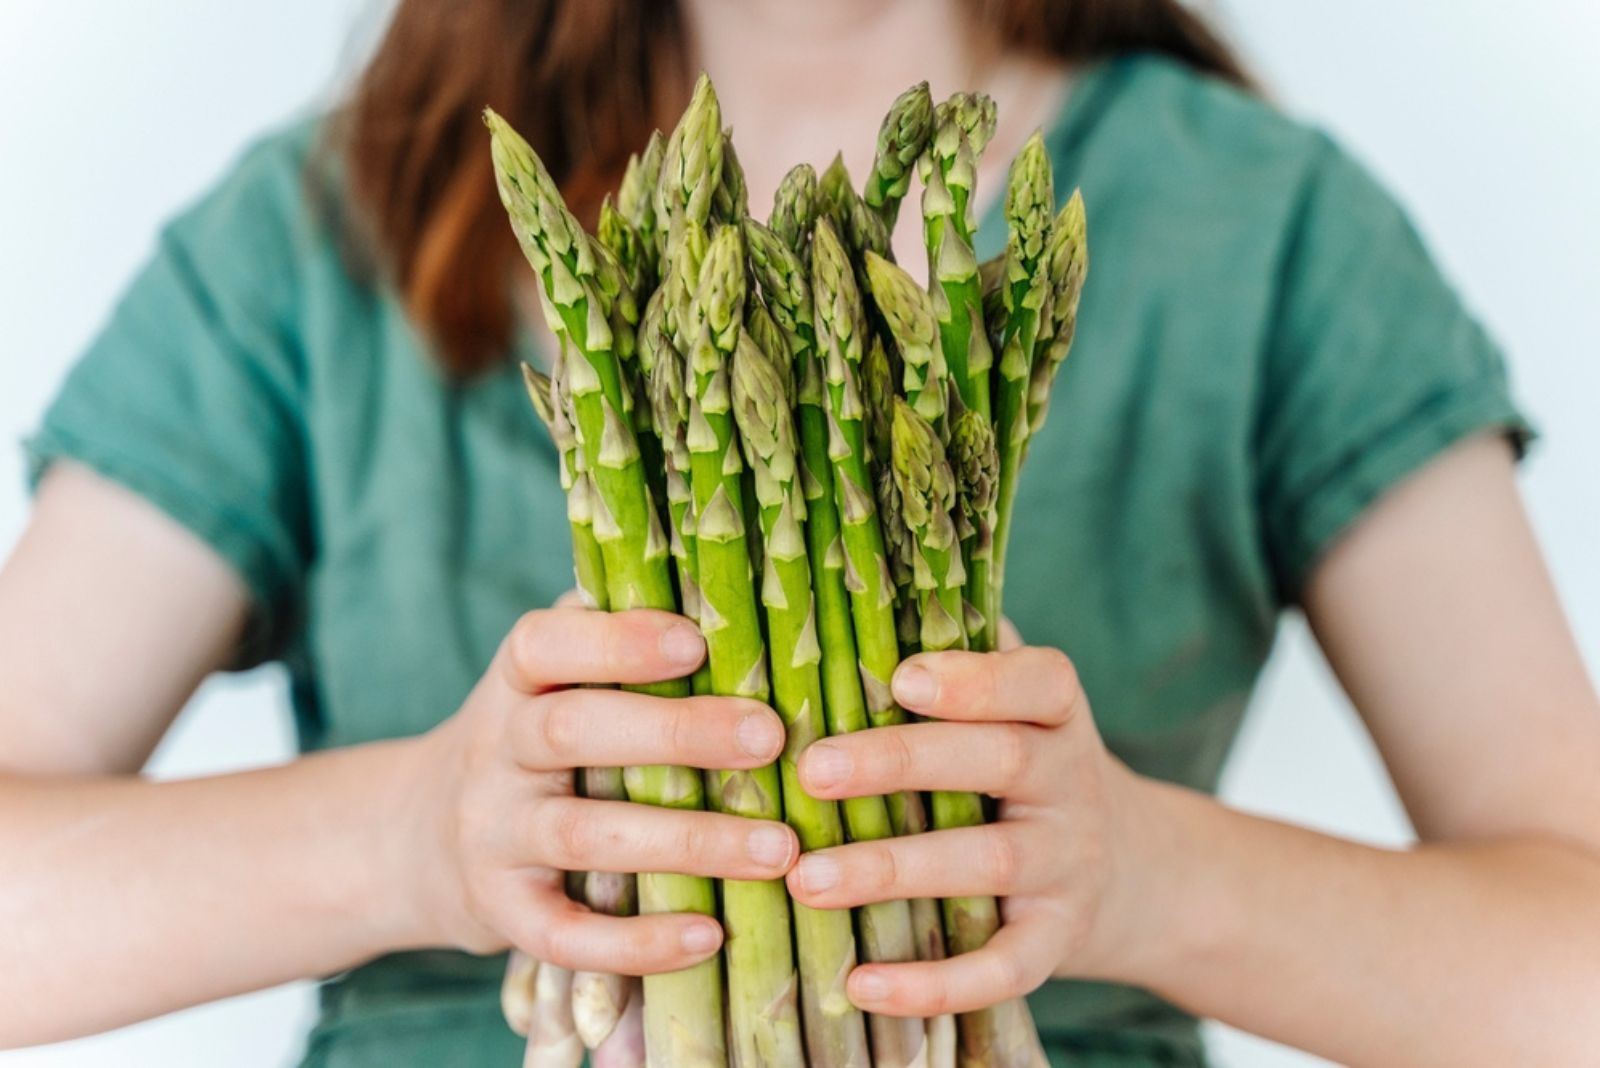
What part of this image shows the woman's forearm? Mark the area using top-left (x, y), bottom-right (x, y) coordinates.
top-left (1098, 777), bottom-right (1600, 1066)
top-left (0, 738), bottom-right (428, 1048)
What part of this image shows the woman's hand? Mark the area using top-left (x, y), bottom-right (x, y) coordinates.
top-left (392, 606), bottom-right (796, 975)
top-left (785, 641), bottom-right (1146, 1017)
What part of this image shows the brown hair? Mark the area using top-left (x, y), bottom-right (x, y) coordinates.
top-left (334, 0), bottom-right (1249, 374)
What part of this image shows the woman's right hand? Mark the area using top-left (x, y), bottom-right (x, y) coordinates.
top-left (389, 606), bottom-right (795, 975)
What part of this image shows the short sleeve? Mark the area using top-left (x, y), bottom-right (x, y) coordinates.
top-left (24, 133), bottom-right (314, 665)
top-left (1255, 134), bottom-right (1534, 601)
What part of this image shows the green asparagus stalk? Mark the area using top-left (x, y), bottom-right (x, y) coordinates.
top-left (641, 286), bottom-right (719, 692)
top-left (731, 333), bottom-right (873, 1068)
top-left (893, 400), bottom-right (1021, 1068)
top-left (920, 95), bottom-right (1002, 653)
top-left (947, 392), bottom-right (999, 641)
top-left (488, 108), bottom-right (727, 1068)
top-left (1027, 191), bottom-right (1089, 438)
top-left (522, 363), bottom-right (633, 1050)
top-left (987, 137), bottom-right (1054, 640)
top-left (863, 81), bottom-right (934, 230)
top-left (685, 224), bottom-right (805, 1067)
top-left (890, 399), bottom-right (967, 655)
top-left (810, 219), bottom-right (902, 726)
top-left (746, 216), bottom-right (934, 1067)
top-left (990, 192), bottom-right (1088, 634)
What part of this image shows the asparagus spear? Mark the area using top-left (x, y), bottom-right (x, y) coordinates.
top-left (523, 963), bottom-right (584, 1068)
top-left (522, 364), bottom-right (633, 1050)
top-left (1027, 191), bottom-right (1089, 438)
top-left (988, 137), bottom-right (1054, 641)
top-left (891, 401), bottom-right (1015, 1068)
top-left (618, 130), bottom-right (666, 286)
top-left (810, 219), bottom-right (902, 727)
top-left (769, 163), bottom-right (819, 258)
top-left (713, 129), bottom-right (749, 225)
top-left (685, 225), bottom-right (805, 1068)
top-left (990, 192), bottom-right (1088, 635)
top-left (502, 950), bottom-right (541, 1038)
top-left (731, 333), bottom-right (873, 1068)
top-left (863, 81), bottom-right (934, 230)
top-left (656, 75), bottom-right (724, 254)
top-left (921, 94), bottom-right (1003, 652)
top-left (487, 108), bottom-right (727, 1068)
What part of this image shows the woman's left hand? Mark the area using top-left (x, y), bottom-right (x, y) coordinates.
top-left (785, 639), bottom-right (1146, 1017)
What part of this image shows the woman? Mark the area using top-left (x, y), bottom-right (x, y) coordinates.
top-left (4, 0), bottom-right (1598, 1064)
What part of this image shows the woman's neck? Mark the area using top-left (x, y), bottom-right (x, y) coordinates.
top-left (679, 0), bottom-right (1071, 275)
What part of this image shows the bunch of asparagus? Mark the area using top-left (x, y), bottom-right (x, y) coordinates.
top-left (486, 71), bottom-right (1088, 1068)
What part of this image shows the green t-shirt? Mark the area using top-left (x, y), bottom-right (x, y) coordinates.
top-left (26, 54), bottom-right (1529, 1066)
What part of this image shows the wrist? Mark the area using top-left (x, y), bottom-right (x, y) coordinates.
top-left (1068, 764), bottom-right (1238, 986)
top-left (349, 732), bottom-right (455, 954)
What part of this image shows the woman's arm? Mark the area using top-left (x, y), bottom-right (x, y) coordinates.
top-left (1, 464), bottom-right (795, 1049)
top-left (785, 434), bottom-right (1600, 1065)
top-left (0, 464), bottom-right (421, 1045)
top-left (1129, 433), bottom-right (1600, 1063)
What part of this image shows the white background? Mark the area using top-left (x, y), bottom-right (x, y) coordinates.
top-left (2, 2), bottom-right (1596, 1065)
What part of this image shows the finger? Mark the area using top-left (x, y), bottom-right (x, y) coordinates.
top-left (787, 822), bottom-right (1051, 909)
top-left (891, 645), bottom-right (1082, 727)
top-left (998, 616), bottom-right (1024, 651)
top-left (530, 797), bottom-right (798, 880)
top-left (799, 722), bottom-right (1052, 802)
top-left (501, 608), bottom-right (705, 693)
top-left (846, 914), bottom-right (1059, 1017)
top-left (504, 891), bottom-right (725, 976)
top-left (512, 689), bottom-right (784, 771)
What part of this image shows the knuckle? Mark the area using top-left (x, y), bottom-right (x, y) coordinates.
top-left (883, 730), bottom-right (918, 785)
top-left (667, 701), bottom-right (699, 762)
top-left (676, 815), bottom-right (709, 867)
top-left (537, 692), bottom-right (584, 762)
top-left (869, 842), bottom-right (902, 895)
top-left (922, 973), bottom-right (952, 1016)
top-left (547, 799), bottom-right (592, 867)
top-left (993, 724), bottom-right (1032, 794)
top-left (536, 917), bottom-right (578, 968)
top-left (508, 612), bottom-right (548, 675)
top-left (983, 826), bottom-right (1023, 890)
top-left (980, 651), bottom-right (1008, 705)
top-left (990, 949), bottom-right (1027, 1000)
top-left (1040, 648), bottom-right (1080, 721)
top-left (516, 914), bottom-right (556, 963)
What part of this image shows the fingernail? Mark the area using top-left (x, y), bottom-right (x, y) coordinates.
top-left (736, 712), bottom-right (781, 759)
top-left (746, 826), bottom-right (794, 868)
top-left (804, 743), bottom-right (852, 790)
top-left (893, 663), bottom-right (938, 708)
top-left (852, 970), bottom-right (891, 1002)
top-left (660, 624), bottom-right (704, 667)
top-left (681, 922), bottom-right (720, 955)
top-left (796, 854), bottom-right (839, 893)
